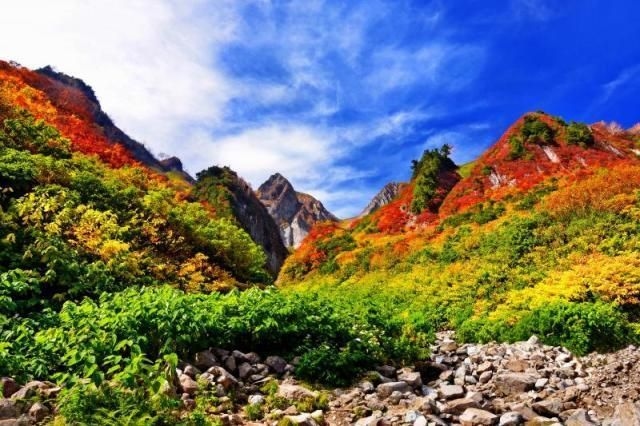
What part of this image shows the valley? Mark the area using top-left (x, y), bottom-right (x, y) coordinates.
top-left (1, 60), bottom-right (640, 425)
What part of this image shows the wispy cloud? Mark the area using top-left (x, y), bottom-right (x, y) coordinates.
top-left (0, 0), bottom-right (487, 217)
top-left (600, 65), bottom-right (640, 104)
top-left (511, 0), bottom-right (555, 21)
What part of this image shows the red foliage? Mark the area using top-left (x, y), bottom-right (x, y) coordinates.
top-left (0, 61), bottom-right (139, 168)
top-left (440, 112), bottom-right (640, 215)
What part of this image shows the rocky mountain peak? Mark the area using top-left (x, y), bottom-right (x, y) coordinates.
top-left (360, 182), bottom-right (404, 217)
top-left (257, 174), bottom-right (337, 248)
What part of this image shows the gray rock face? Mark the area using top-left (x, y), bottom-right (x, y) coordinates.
top-left (257, 173), bottom-right (337, 248)
top-left (195, 166), bottom-right (289, 275)
top-left (359, 182), bottom-right (403, 216)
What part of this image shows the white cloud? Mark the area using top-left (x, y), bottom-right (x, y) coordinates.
top-left (0, 0), bottom-right (239, 147)
top-left (0, 0), bottom-right (484, 217)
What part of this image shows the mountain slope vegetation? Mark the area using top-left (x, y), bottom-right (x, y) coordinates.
top-left (280, 112), bottom-right (640, 356)
top-left (3, 60), bottom-right (640, 424)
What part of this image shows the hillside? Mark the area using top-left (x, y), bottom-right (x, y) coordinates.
top-left (280, 112), bottom-right (640, 356)
top-left (3, 59), bottom-right (640, 425)
top-left (257, 173), bottom-right (338, 248)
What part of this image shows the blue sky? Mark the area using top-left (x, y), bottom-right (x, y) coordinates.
top-left (1, 0), bottom-right (640, 217)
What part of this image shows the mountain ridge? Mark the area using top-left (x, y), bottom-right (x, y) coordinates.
top-left (257, 172), bottom-right (338, 248)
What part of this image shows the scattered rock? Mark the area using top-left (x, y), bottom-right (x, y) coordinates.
top-left (28, 402), bottom-right (50, 423)
top-left (439, 384), bottom-right (465, 400)
top-left (460, 408), bottom-right (498, 426)
top-left (179, 374), bottom-right (198, 396)
top-left (0, 380), bottom-right (18, 399)
top-left (494, 373), bottom-right (537, 396)
top-left (265, 356), bottom-right (288, 375)
top-left (377, 382), bottom-right (410, 398)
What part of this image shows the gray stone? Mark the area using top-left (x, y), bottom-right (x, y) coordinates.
top-left (534, 378), bottom-right (549, 389)
top-left (377, 381), bottom-right (410, 398)
top-left (224, 355), bottom-right (237, 373)
top-left (440, 340), bottom-right (458, 352)
top-left (10, 381), bottom-right (45, 400)
top-left (499, 411), bottom-right (523, 426)
top-left (439, 384), bottom-right (465, 400)
top-left (0, 380), bottom-right (18, 399)
top-left (285, 413), bottom-right (318, 426)
top-left (532, 399), bottom-right (563, 418)
top-left (398, 370), bottom-right (422, 388)
top-left (414, 415), bottom-right (428, 426)
top-left (0, 400), bottom-right (18, 420)
top-left (609, 402), bottom-right (640, 426)
top-left (265, 356), bottom-right (288, 375)
top-left (179, 374), bottom-right (198, 396)
top-left (494, 373), bottom-right (537, 396)
top-left (459, 408), bottom-right (498, 426)
top-left (565, 409), bottom-right (597, 426)
top-left (376, 365), bottom-right (396, 378)
top-left (248, 394), bottom-right (265, 405)
top-left (479, 371), bottom-right (493, 384)
top-left (444, 398), bottom-right (480, 415)
top-left (28, 402), bottom-right (50, 423)
top-left (183, 364), bottom-right (200, 378)
top-left (278, 383), bottom-right (318, 401)
top-left (194, 350), bottom-right (218, 369)
top-left (238, 362), bottom-right (253, 380)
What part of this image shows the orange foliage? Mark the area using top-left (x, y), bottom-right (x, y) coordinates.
top-left (545, 164), bottom-right (640, 216)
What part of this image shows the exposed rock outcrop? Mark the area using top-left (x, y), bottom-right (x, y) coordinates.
top-left (32, 66), bottom-right (177, 173)
top-left (257, 173), bottom-right (337, 248)
top-left (359, 182), bottom-right (404, 217)
top-left (159, 156), bottom-right (195, 183)
top-left (195, 167), bottom-right (288, 275)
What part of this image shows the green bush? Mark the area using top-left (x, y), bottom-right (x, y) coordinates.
top-left (566, 121), bottom-right (594, 147)
top-left (457, 301), bottom-right (636, 355)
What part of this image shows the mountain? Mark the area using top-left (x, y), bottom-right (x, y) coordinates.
top-left (194, 167), bottom-right (289, 275)
top-left (257, 173), bottom-right (338, 248)
top-left (359, 182), bottom-right (404, 216)
top-left (0, 59), bottom-right (281, 288)
top-left (280, 111), bottom-right (640, 359)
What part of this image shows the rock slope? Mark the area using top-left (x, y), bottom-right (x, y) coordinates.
top-left (257, 173), bottom-right (337, 248)
top-left (5, 333), bottom-right (640, 425)
top-left (360, 183), bottom-right (404, 217)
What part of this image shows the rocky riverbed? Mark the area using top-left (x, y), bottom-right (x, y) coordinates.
top-left (2, 332), bottom-right (640, 425)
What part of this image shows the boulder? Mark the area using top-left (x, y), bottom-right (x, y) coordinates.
top-left (494, 373), bottom-right (537, 396)
top-left (459, 408), bottom-right (498, 426)
top-left (179, 374), bottom-right (198, 396)
top-left (265, 356), bottom-right (288, 375)
top-left (439, 384), bottom-right (465, 400)
top-left (499, 411), bottom-right (523, 426)
top-left (564, 409), bottom-right (597, 426)
top-left (28, 402), bottom-right (50, 423)
top-left (398, 370), bottom-right (422, 388)
top-left (377, 382), bottom-right (410, 398)
top-left (194, 350), bottom-right (218, 370)
top-left (532, 399), bottom-right (563, 418)
top-left (285, 413), bottom-right (318, 426)
top-left (0, 400), bottom-right (18, 420)
top-left (444, 398), bottom-right (480, 415)
top-left (0, 380), bottom-right (18, 399)
top-left (278, 383), bottom-right (318, 401)
top-left (609, 402), bottom-right (640, 426)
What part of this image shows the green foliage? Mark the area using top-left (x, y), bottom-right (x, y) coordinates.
top-left (521, 115), bottom-right (553, 144)
top-left (507, 135), bottom-right (527, 160)
top-left (566, 121), bottom-right (594, 147)
top-left (458, 301), bottom-right (636, 355)
top-left (410, 145), bottom-right (451, 213)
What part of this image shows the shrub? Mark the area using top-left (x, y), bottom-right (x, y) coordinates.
top-left (566, 121), bottom-right (594, 147)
